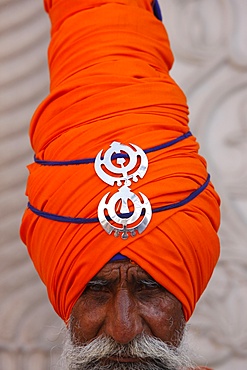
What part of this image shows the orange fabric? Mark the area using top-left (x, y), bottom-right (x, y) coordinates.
top-left (20, 0), bottom-right (220, 322)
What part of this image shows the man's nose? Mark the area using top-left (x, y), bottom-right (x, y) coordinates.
top-left (104, 289), bottom-right (144, 344)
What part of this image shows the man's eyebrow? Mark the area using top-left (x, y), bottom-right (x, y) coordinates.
top-left (137, 278), bottom-right (160, 286)
top-left (86, 276), bottom-right (119, 286)
top-left (86, 278), bottom-right (109, 286)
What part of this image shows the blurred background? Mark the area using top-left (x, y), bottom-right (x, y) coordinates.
top-left (0, 0), bottom-right (247, 369)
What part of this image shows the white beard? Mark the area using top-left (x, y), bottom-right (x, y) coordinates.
top-left (59, 328), bottom-right (196, 370)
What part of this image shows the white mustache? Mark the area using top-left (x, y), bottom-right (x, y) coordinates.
top-left (60, 331), bottom-right (196, 370)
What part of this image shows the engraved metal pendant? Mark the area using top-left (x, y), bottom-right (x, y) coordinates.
top-left (94, 142), bottom-right (152, 239)
top-left (95, 141), bottom-right (148, 186)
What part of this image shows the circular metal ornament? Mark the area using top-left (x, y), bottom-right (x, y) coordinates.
top-left (98, 186), bottom-right (152, 240)
top-left (94, 141), bottom-right (148, 187)
top-left (95, 141), bottom-right (152, 238)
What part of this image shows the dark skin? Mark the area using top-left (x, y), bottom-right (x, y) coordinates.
top-left (70, 260), bottom-right (185, 354)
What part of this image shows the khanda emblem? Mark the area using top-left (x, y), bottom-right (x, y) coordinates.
top-left (94, 141), bottom-right (152, 239)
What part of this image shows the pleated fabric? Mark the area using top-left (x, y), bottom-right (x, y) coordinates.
top-left (20, 0), bottom-right (220, 322)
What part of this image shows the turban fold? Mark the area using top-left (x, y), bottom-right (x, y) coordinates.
top-left (20, 0), bottom-right (220, 322)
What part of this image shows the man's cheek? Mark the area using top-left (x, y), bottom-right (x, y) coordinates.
top-left (70, 302), bottom-right (107, 343)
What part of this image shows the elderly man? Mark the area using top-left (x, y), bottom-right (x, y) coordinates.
top-left (20, 0), bottom-right (220, 369)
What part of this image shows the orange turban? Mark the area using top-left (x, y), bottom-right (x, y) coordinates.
top-left (20, 0), bottom-right (220, 322)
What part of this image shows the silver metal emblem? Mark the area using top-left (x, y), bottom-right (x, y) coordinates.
top-left (95, 141), bottom-right (148, 186)
top-left (94, 142), bottom-right (152, 239)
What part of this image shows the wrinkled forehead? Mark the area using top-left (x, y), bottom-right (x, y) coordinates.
top-left (91, 260), bottom-right (156, 283)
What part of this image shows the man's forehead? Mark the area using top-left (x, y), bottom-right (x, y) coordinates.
top-left (90, 260), bottom-right (155, 281)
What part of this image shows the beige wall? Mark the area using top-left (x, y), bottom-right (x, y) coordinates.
top-left (0, 1), bottom-right (246, 369)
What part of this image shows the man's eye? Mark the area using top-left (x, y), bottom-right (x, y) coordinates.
top-left (88, 285), bottom-right (103, 292)
top-left (85, 282), bottom-right (109, 293)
